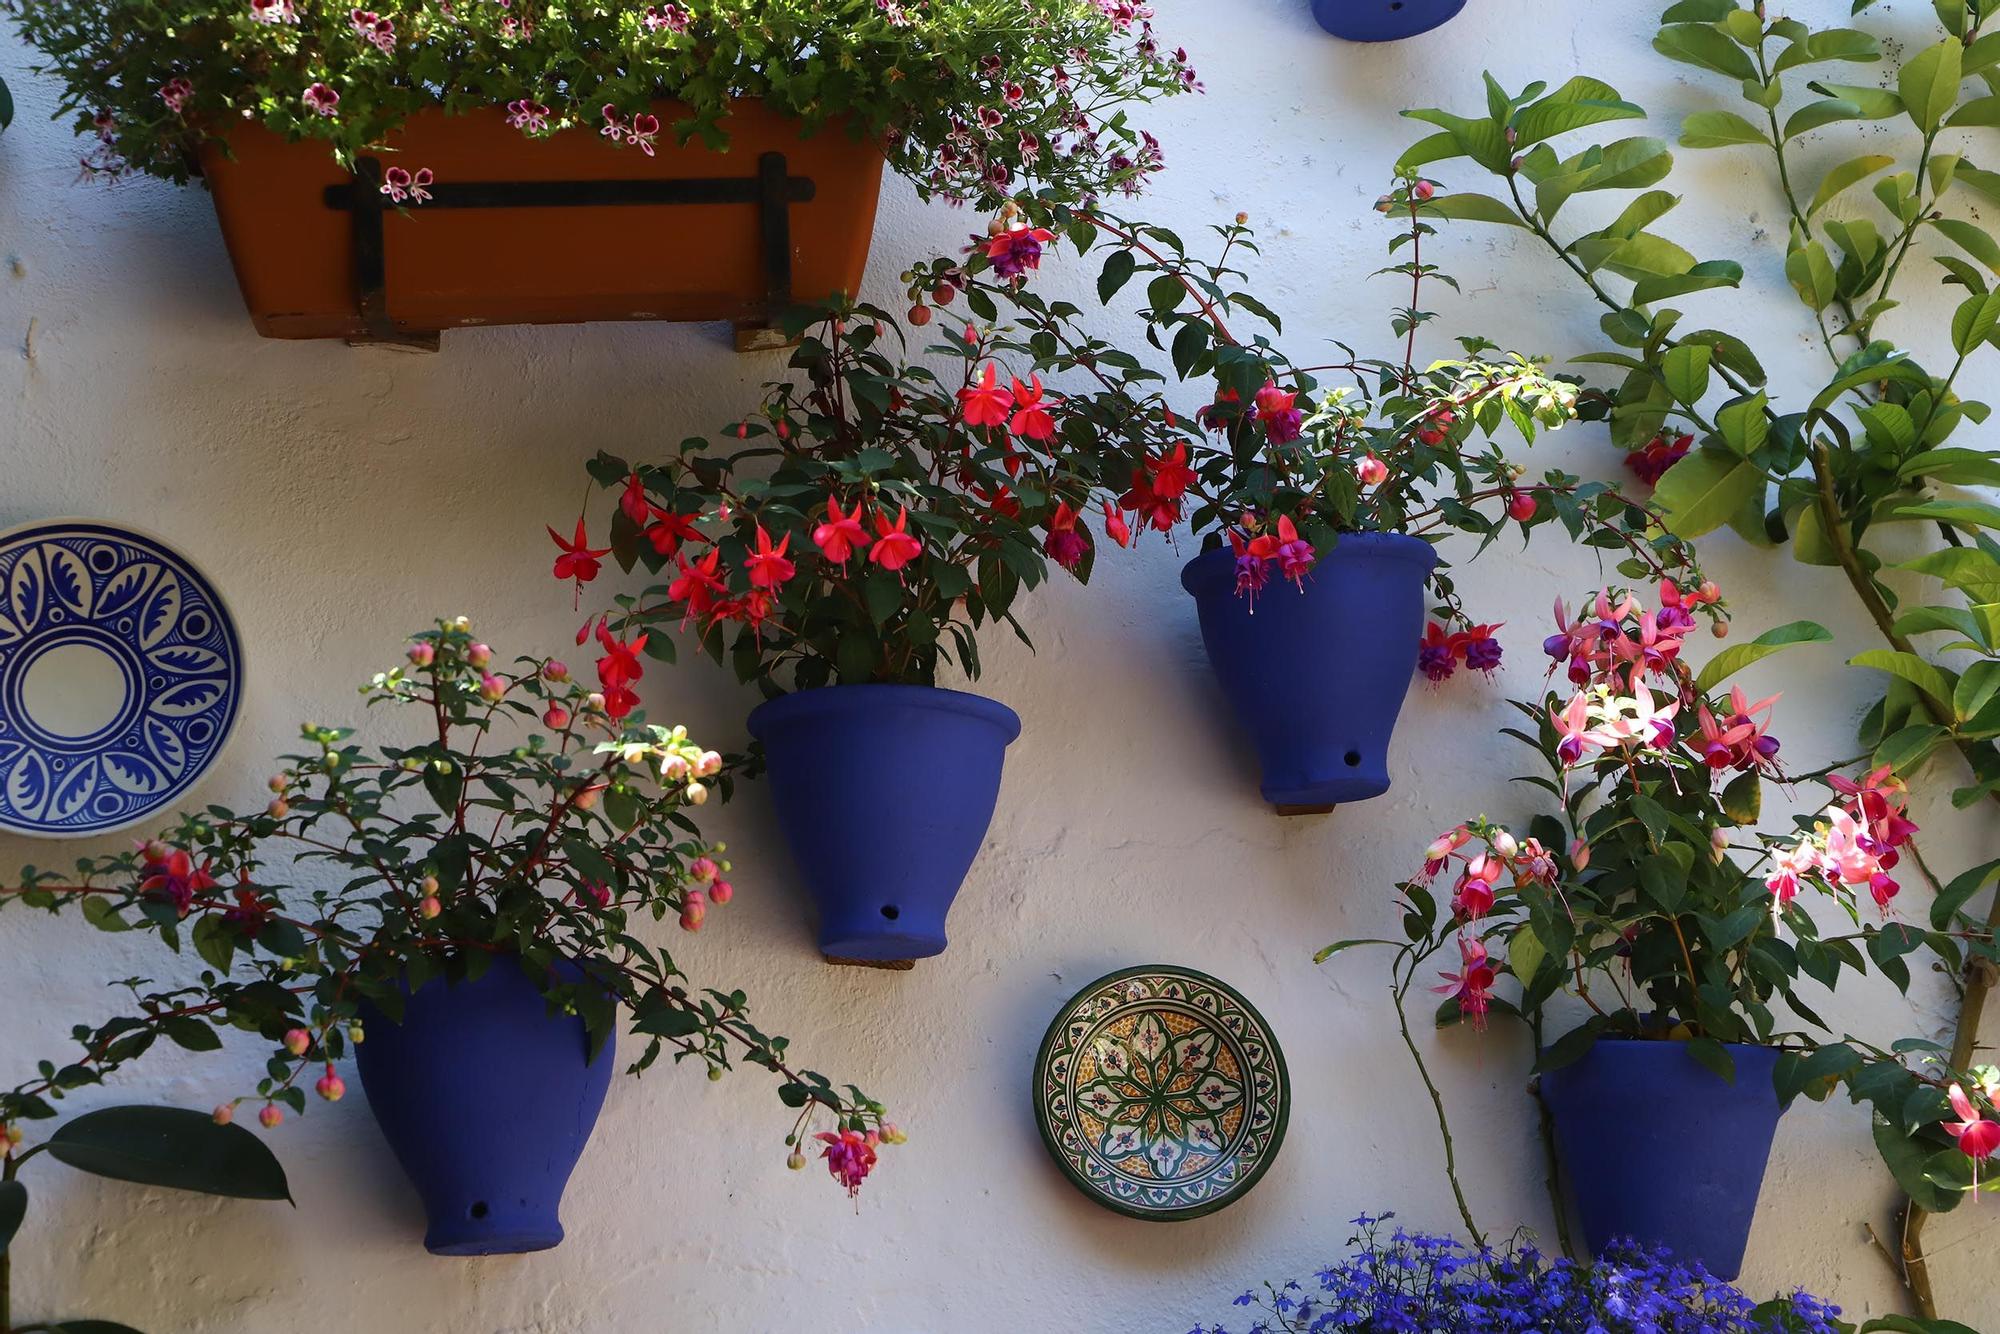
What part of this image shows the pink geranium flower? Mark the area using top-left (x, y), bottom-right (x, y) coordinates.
top-left (302, 82), bottom-right (340, 118)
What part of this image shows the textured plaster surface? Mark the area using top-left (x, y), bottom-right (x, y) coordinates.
top-left (1, 1), bottom-right (1997, 1330)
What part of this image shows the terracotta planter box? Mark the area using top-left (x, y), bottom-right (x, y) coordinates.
top-left (197, 101), bottom-right (887, 348)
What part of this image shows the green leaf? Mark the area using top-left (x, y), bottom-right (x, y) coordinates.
top-left (1686, 1036), bottom-right (1736, 1083)
top-left (0, 1178), bottom-right (23, 1254)
top-left (1805, 81), bottom-right (1905, 119)
top-left (1652, 450), bottom-right (1767, 538)
top-left (1721, 769), bottom-right (1762, 825)
top-left (1874, 1113), bottom-right (1963, 1213)
top-left (1679, 109), bottom-right (1767, 148)
top-left (1951, 290), bottom-right (2000, 354)
top-left (1897, 546), bottom-right (2000, 601)
top-left (1714, 392), bottom-right (1770, 456)
top-left (1512, 77), bottom-right (1646, 147)
top-left (0, 77), bottom-right (13, 133)
top-left (1955, 659), bottom-right (2000, 721)
top-left (1931, 217), bottom-right (2000, 275)
top-left (47, 1107), bottom-right (292, 1202)
top-left (1785, 240), bottom-right (1837, 311)
top-left (1899, 38), bottom-right (1966, 133)
top-left (1931, 858), bottom-right (2000, 929)
top-left (1810, 154), bottom-right (1896, 213)
top-left (1655, 24), bottom-right (1759, 80)
top-left (1850, 649), bottom-right (1957, 707)
top-left (1948, 94), bottom-right (2000, 126)
top-left (1695, 620), bottom-right (1832, 692)
top-left (1420, 193), bottom-right (1528, 228)
top-left (159, 1016), bottom-right (223, 1053)
top-left (1889, 498), bottom-right (2000, 531)
top-left (50, 1322), bottom-right (150, 1334)
top-left (1662, 344), bottom-right (1712, 403)
top-left (1096, 249), bottom-right (1135, 305)
top-left (1508, 924), bottom-right (1546, 987)
top-left (1631, 260), bottom-right (1743, 305)
top-left (1313, 938), bottom-right (1397, 963)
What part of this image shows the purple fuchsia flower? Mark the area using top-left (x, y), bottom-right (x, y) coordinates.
top-left (1459, 623), bottom-right (1502, 674)
top-left (815, 1128), bottom-right (879, 1198)
top-left (1252, 380), bottom-right (1303, 445)
top-left (1418, 622), bottom-right (1457, 683)
top-left (983, 224), bottom-right (1056, 280)
top-left (1626, 430), bottom-right (1693, 486)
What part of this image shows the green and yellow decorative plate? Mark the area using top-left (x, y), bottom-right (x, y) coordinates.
top-left (1032, 964), bottom-right (1289, 1221)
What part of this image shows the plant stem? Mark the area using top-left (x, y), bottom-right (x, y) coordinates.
top-left (1392, 951), bottom-right (1486, 1249)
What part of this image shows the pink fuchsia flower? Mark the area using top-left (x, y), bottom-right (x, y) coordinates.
top-left (140, 849), bottom-right (216, 917)
top-left (868, 506), bottom-right (924, 572)
top-left (158, 78), bottom-right (194, 115)
top-left (1944, 1084), bottom-right (2000, 1185)
top-left (302, 82), bottom-right (340, 117)
top-left (1516, 837), bottom-right (1557, 884)
top-left (1434, 936), bottom-right (1497, 1030)
top-left (1252, 380), bottom-right (1303, 445)
top-left (1550, 692), bottom-right (1595, 766)
top-left (1452, 872), bottom-right (1494, 922)
top-left (1228, 529), bottom-right (1272, 601)
top-left (1008, 375), bottom-right (1057, 442)
top-left (1695, 685), bottom-right (1781, 772)
top-left (506, 98), bottom-right (551, 132)
top-left (1765, 841), bottom-right (1817, 907)
top-left (1418, 622), bottom-right (1458, 683)
top-left (1272, 515), bottom-right (1314, 586)
top-left (1421, 827), bottom-right (1470, 880)
top-left (1626, 431), bottom-right (1692, 487)
top-left (984, 224), bottom-right (1055, 280)
top-left (812, 497), bottom-right (868, 565)
top-left (548, 518), bottom-right (611, 606)
top-left (744, 524), bottom-right (795, 590)
top-left (816, 1128), bottom-right (880, 1197)
top-left (958, 364), bottom-right (1014, 429)
top-left (249, 0), bottom-right (297, 22)
top-left (1043, 500), bottom-right (1089, 571)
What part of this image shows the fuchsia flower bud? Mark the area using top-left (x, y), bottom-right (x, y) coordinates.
top-left (1507, 490), bottom-right (1537, 522)
top-left (420, 895), bottom-right (442, 919)
top-left (1410, 179), bottom-right (1435, 202)
top-left (543, 704), bottom-right (571, 730)
top-left (283, 1028), bottom-right (311, 1057)
top-left (543, 660), bottom-right (570, 682)
top-left (478, 672), bottom-right (506, 702)
top-left (266, 797), bottom-right (289, 819)
top-left (1569, 839), bottom-right (1591, 871)
top-left (1490, 830), bottom-right (1518, 859)
top-left (212, 1104), bottom-right (235, 1126)
top-left (316, 1064), bottom-right (346, 1102)
top-left (1355, 453), bottom-right (1390, 487)
top-left (689, 856), bottom-right (718, 881)
top-left (259, 1104), bottom-right (284, 1129)
top-left (406, 641), bottom-right (435, 667)
top-left (709, 880), bottom-right (734, 905)
top-left (680, 890), bottom-right (707, 932)
top-left (467, 642), bottom-right (492, 668)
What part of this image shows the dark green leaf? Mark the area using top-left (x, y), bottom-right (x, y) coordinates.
top-left (48, 1107), bottom-right (292, 1202)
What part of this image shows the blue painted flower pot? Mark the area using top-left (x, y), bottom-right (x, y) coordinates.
top-left (1541, 1039), bottom-right (1785, 1280)
top-left (355, 958), bottom-right (614, 1255)
top-left (750, 684), bottom-right (1020, 962)
top-left (1312, 0), bottom-right (1466, 41)
top-left (1181, 533), bottom-right (1437, 809)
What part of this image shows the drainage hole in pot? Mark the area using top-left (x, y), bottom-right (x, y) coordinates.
top-left (880, 905), bottom-right (901, 921)
top-left (1343, 749), bottom-right (1362, 767)
top-left (1389, 1), bottom-right (1404, 8)
top-left (469, 1201), bottom-right (490, 1221)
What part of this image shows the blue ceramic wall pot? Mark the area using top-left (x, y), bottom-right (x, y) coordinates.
top-left (1181, 532), bottom-right (1437, 810)
top-left (1312, 0), bottom-right (1466, 41)
top-left (749, 684), bottom-right (1020, 962)
top-left (355, 958), bottom-right (614, 1255)
top-left (1540, 1039), bottom-right (1786, 1280)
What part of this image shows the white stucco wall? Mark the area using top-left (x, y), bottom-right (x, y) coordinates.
top-left (3, 1), bottom-right (1997, 1329)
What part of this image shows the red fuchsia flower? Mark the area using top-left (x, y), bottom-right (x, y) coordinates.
top-left (816, 1128), bottom-right (880, 1197)
top-left (349, 8), bottom-right (395, 51)
top-left (1252, 380), bottom-right (1303, 445)
top-left (1043, 500), bottom-right (1089, 571)
top-left (140, 849), bottom-right (216, 918)
top-left (984, 224), bottom-right (1055, 280)
top-left (1355, 453), bottom-right (1389, 487)
top-left (580, 879), bottom-right (612, 908)
top-left (1459, 622), bottom-right (1503, 675)
top-left (958, 364), bottom-right (1014, 429)
top-left (158, 78), bottom-right (194, 115)
top-left (1271, 515), bottom-right (1314, 587)
top-left (1506, 489), bottom-right (1538, 523)
top-left (1453, 871), bottom-right (1494, 922)
top-left (1101, 500), bottom-right (1132, 549)
top-left (249, 0), bottom-right (297, 22)
top-left (1943, 1084), bottom-right (2000, 1185)
top-left (744, 524), bottom-right (796, 590)
top-left (1120, 470), bottom-right (1182, 534)
top-left (302, 82), bottom-right (340, 117)
top-left (1008, 375), bottom-right (1058, 442)
top-left (220, 886), bottom-right (273, 937)
top-left (813, 498), bottom-right (868, 565)
top-left (1147, 443), bottom-right (1196, 502)
top-left (619, 472), bottom-right (652, 527)
top-left (869, 506), bottom-right (924, 573)
top-left (642, 507), bottom-right (702, 558)
top-left (505, 98), bottom-right (551, 132)
top-left (1418, 622), bottom-right (1458, 683)
top-left (1626, 431), bottom-right (1693, 487)
top-left (668, 547), bottom-right (727, 622)
top-left (549, 518), bottom-right (611, 607)
top-left (1228, 529), bottom-right (1272, 601)
top-left (1434, 935), bottom-right (1497, 1030)
top-left (593, 620), bottom-right (648, 721)
top-left (1414, 407), bottom-right (1456, 446)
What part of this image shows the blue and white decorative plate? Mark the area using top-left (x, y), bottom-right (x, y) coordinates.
top-left (0, 521), bottom-right (242, 838)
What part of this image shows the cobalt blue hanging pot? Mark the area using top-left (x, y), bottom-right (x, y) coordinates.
top-left (750, 684), bottom-right (1021, 963)
top-left (1311, 0), bottom-right (1466, 41)
top-left (1540, 1039), bottom-right (1786, 1280)
top-left (354, 957), bottom-right (614, 1255)
top-left (1181, 532), bottom-right (1437, 811)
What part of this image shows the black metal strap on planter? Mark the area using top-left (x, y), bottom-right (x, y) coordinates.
top-left (325, 152), bottom-right (814, 350)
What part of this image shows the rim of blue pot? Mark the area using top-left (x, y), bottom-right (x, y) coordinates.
top-left (1180, 530), bottom-right (1440, 596)
top-left (1312, 0), bottom-right (1467, 42)
top-left (747, 682), bottom-right (1023, 744)
top-left (1546, 1035), bottom-right (1787, 1085)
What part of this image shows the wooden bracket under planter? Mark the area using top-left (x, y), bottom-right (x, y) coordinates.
top-left (329, 151), bottom-right (810, 352)
top-left (1274, 803), bottom-right (1337, 817)
top-left (821, 955), bottom-right (918, 971)
top-left (197, 102), bottom-right (888, 348)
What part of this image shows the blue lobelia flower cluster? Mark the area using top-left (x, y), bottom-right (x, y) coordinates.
top-left (1187, 1216), bottom-right (1846, 1334)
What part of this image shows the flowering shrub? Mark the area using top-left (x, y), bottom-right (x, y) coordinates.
top-left (11, 0), bottom-right (1194, 204)
top-left (0, 619), bottom-right (892, 1326)
top-left (1397, 10), bottom-right (2000, 1304)
top-left (571, 292), bottom-right (1099, 691)
top-left (899, 197), bottom-right (1705, 658)
top-left (1190, 1216), bottom-right (1862, 1334)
